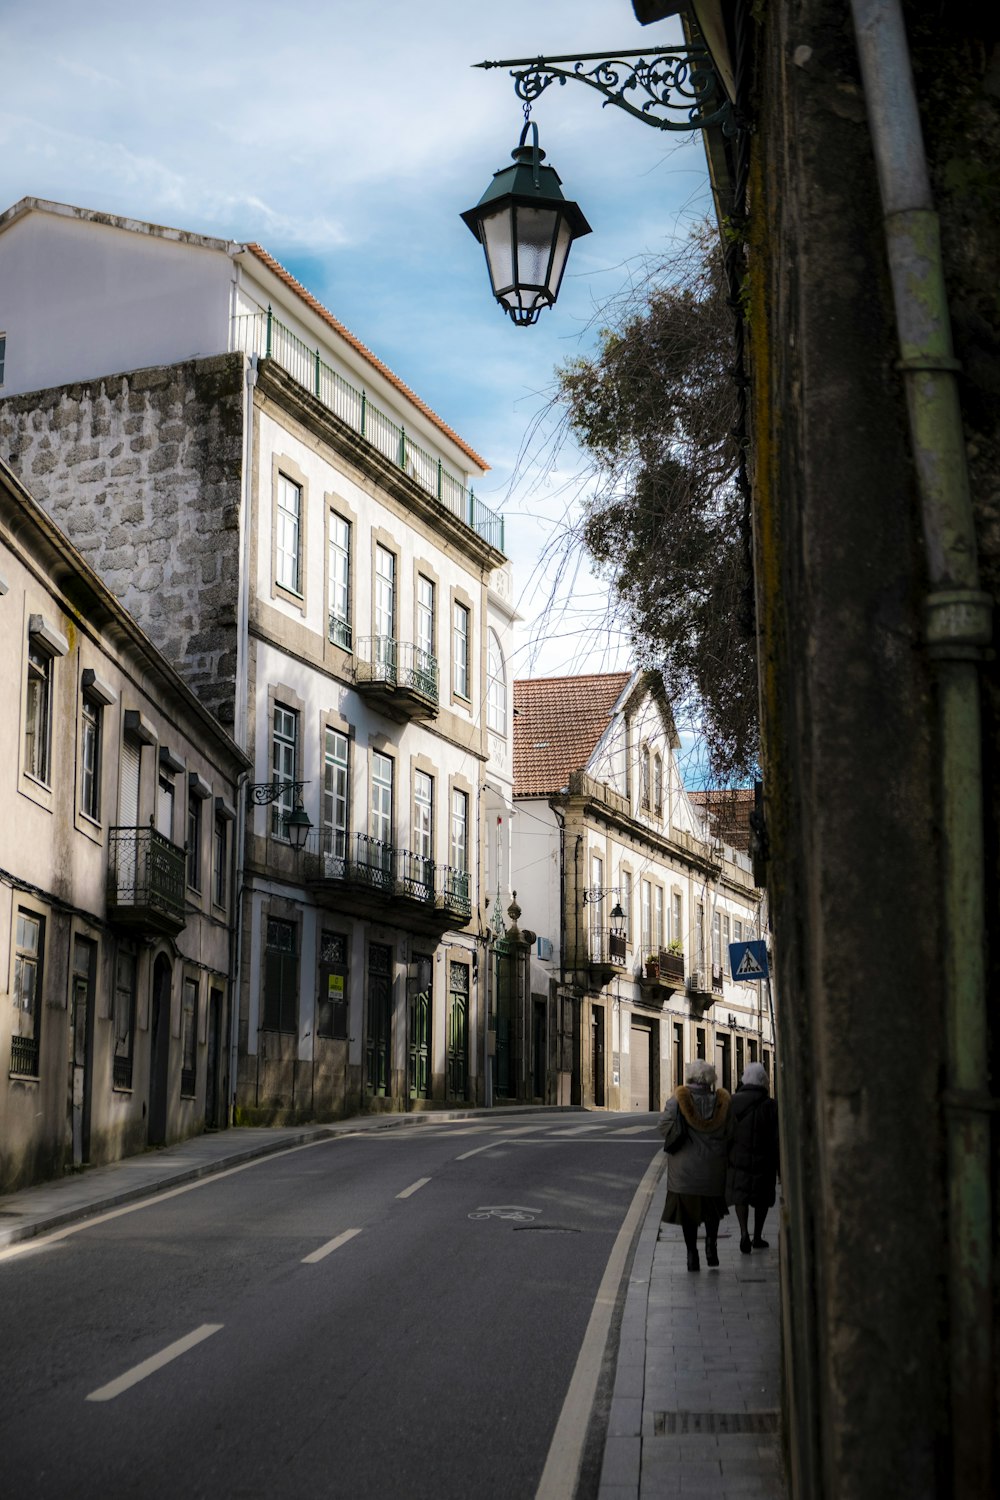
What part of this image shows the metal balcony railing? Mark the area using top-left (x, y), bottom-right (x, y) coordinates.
top-left (437, 865), bottom-right (471, 921)
top-left (398, 849), bottom-right (434, 903)
top-left (588, 929), bottom-right (628, 967)
top-left (113, 1054), bottom-right (133, 1090)
top-left (355, 638), bottom-right (438, 704)
top-left (107, 827), bottom-right (186, 930)
top-left (641, 947), bottom-right (686, 985)
top-left (329, 613), bottom-right (353, 651)
top-left (233, 308), bottom-right (505, 554)
top-left (354, 833), bottom-right (395, 894)
top-left (302, 830), bottom-right (471, 923)
top-left (10, 1034), bottom-right (39, 1077)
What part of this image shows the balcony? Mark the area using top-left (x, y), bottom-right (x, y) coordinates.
top-left (639, 947), bottom-right (686, 995)
top-left (685, 967), bottom-right (716, 1009)
top-left (232, 306), bottom-right (505, 555)
top-left (354, 638), bottom-right (439, 721)
top-left (107, 827), bottom-right (186, 936)
top-left (583, 928), bottom-right (628, 986)
top-left (303, 831), bottom-right (471, 933)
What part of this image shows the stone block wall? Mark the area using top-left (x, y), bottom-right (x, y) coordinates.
top-left (0, 352), bottom-right (245, 726)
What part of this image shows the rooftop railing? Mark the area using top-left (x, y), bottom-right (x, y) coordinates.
top-left (233, 308), bottom-right (505, 554)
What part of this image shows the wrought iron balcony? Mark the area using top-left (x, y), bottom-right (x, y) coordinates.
top-left (581, 928), bottom-right (628, 984)
top-left (354, 638), bottom-right (439, 720)
top-left (302, 830), bottom-right (471, 931)
top-left (107, 826), bottom-right (187, 936)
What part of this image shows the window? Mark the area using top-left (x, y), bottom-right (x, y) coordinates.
top-left (589, 855), bottom-right (603, 953)
top-left (672, 891), bottom-right (683, 949)
top-left (113, 948), bottom-right (136, 1090)
top-left (655, 885), bottom-right (664, 950)
top-left (734, 917), bottom-right (744, 945)
top-left (187, 794), bottom-right (202, 891)
top-left (723, 913), bottom-right (731, 974)
top-left (11, 909), bottom-right (43, 1077)
top-left (414, 770), bottom-right (434, 869)
top-left (450, 789), bottom-right (468, 873)
top-left (640, 746), bottom-right (650, 808)
top-left (417, 575), bottom-right (435, 661)
top-left (375, 544), bottom-right (396, 641)
top-left (156, 775), bottom-right (175, 841)
top-left (328, 511), bottom-right (352, 649)
top-left (653, 753), bottom-right (663, 813)
top-left (263, 917), bottom-right (298, 1033)
top-left (276, 473), bottom-right (302, 593)
top-left (712, 909), bottom-right (722, 971)
top-left (322, 728), bottom-right (350, 872)
top-left (318, 931), bottom-right (348, 1040)
top-left (487, 629), bottom-right (507, 735)
top-left (181, 977), bottom-right (198, 1095)
top-left (696, 1026), bottom-right (706, 1060)
top-left (80, 696), bottom-right (102, 821)
top-left (371, 752), bottom-right (394, 847)
top-left (641, 879), bottom-right (652, 950)
top-left (0, 332), bottom-right (5, 386)
top-left (213, 814), bottom-right (228, 907)
top-left (453, 601), bottom-right (470, 698)
top-left (272, 703), bottom-right (298, 837)
top-left (696, 902), bottom-right (706, 970)
top-left (25, 643), bottom-right (53, 784)
top-left (621, 869), bottom-right (632, 944)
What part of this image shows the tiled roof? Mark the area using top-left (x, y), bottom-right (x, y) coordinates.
top-left (244, 244), bottom-right (488, 473)
top-left (514, 673), bottom-right (631, 796)
top-left (690, 788), bottom-right (754, 851)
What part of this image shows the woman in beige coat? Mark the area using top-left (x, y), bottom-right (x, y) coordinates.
top-left (659, 1059), bottom-right (734, 1271)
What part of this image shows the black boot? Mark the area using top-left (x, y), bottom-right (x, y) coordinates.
top-left (686, 1246), bottom-right (700, 1272)
top-left (705, 1236), bottom-right (719, 1267)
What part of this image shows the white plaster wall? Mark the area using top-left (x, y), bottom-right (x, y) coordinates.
top-left (0, 210), bottom-right (233, 397)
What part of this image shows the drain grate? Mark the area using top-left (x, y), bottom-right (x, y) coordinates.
top-left (653, 1410), bottom-right (779, 1436)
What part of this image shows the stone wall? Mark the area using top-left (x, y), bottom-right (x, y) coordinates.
top-left (0, 352), bottom-right (245, 725)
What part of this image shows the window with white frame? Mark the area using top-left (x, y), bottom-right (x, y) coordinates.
top-left (712, 908), bottom-right (722, 971)
top-left (323, 728), bottom-right (349, 870)
top-left (417, 575), bottom-right (435, 662)
top-left (328, 511), bottom-right (352, 649)
top-left (80, 696), bottom-right (103, 822)
top-left (450, 788), bottom-right (468, 873)
top-left (640, 746), bottom-right (651, 808)
top-left (452, 601), bottom-right (470, 698)
top-left (486, 629), bottom-right (507, 735)
top-left (672, 890), bottom-right (683, 949)
top-left (375, 545), bottom-right (396, 641)
top-left (276, 474), bottom-right (302, 593)
top-left (272, 704), bottom-right (298, 837)
top-left (653, 753), bottom-right (663, 813)
top-left (187, 793), bottom-right (202, 891)
top-left (370, 752), bottom-right (394, 847)
top-left (25, 643), bottom-right (54, 784)
top-left (655, 885), bottom-right (664, 950)
top-left (621, 869), bottom-right (632, 945)
top-left (641, 879), bottom-right (652, 951)
top-left (414, 771), bottom-right (434, 884)
top-left (213, 813), bottom-right (228, 908)
top-left (697, 901), bottom-right (706, 970)
top-left (722, 912), bottom-right (731, 973)
top-left (590, 854), bottom-right (603, 954)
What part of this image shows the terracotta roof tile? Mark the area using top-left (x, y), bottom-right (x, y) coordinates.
top-left (244, 244), bottom-right (488, 473)
top-left (514, 673), bottom-right (631, 796)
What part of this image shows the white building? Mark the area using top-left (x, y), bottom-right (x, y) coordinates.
top-left (0, 457), bottom-right (248, 1191)
top-left (0, 196), bottom-right (515, 1121)
top-left (512, 670), bottom-right (773, 1112)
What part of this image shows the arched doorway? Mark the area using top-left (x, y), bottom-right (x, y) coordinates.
top-left (149, 954), bottom-right (172, 1146)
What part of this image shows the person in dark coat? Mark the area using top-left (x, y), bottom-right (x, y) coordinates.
top-left (658, 1059), bottom-right (734, 1271)
top-left (725, 1061), bottom-right (779, 1253)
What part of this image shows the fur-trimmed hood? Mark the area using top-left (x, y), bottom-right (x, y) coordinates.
top-left (674, 1084), bottom-right (732, 1131)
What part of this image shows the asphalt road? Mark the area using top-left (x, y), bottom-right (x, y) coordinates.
top-left (0, 1111), bottom-right (662, 1500)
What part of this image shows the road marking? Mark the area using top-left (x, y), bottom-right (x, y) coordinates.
top-left (396, 1177), bottom-right (431, 1199)
top-left (456, 1142), bottom-right (502, 1161)
top-left (535, 1152), bottom-right (665, 1500)
top-left (611, 1125), bottom-right (658, 1135)
top-left (301, 1227), bottom-right (363, 1264)
top-left (549, 1125), bottom-right (606, 1136)
top-left (86, 1324), bottom-right (223, 1402)
top-left (497, 1124), bottom-right (544, 1135)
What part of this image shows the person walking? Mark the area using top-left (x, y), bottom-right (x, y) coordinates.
top-left (659, 1059), bottom-right (733, 1271)
top-left (726, 1061), bottom-right (780, 1253)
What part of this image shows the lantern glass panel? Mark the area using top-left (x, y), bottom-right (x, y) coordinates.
top-left (546, 216), bottom-right (574, 301)
top-left (480, 205), bottom-right (515, 297)
top-left (512, 206), bottom-right (561, 290)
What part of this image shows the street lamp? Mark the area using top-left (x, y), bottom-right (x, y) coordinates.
top-left (248, 780), bottom-right (313, 854)
top-left (609, 900), bottom-right (627, 938)
top-left (460, 120), bottom-right (592, 327)
top-left (283, 796), bottom-right (313, 854)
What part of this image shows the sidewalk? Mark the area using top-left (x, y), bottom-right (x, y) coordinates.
top-left (600, 1172), bottom-right (785, 1499)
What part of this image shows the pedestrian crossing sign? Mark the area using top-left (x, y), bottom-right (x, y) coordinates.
top-left (729, 940), bottom-right (769, 982)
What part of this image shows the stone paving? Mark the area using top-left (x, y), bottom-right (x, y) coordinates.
top-left (599, 1176), bottom-right (786, 1500)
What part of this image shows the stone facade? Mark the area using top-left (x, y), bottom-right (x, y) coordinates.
top-left (0, 353), bottom-right (244, 726)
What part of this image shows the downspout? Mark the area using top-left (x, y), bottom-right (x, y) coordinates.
top-left (849, 6), bottom-right (994, 1493)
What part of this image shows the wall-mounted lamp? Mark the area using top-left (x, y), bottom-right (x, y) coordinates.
top-left (248, 780), bottom-right (313, 854)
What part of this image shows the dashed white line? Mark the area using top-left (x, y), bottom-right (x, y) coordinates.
top-left (396, 1177), bottom-right (431, 1199)
top-left (301, 1227), bottom-right (363, 1264)
top-left (86, 1324), bottom-right (223, 1402)
top-left (611, 1125), bottom-right (658, 1135)
top-left (456, 1143), bottom-right (498, 1161)
top-left (549, 1125), bottom-right (607, 1136)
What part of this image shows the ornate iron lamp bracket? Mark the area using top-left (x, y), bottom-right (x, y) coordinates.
top-left (248, 780), bottom-right (309, 806)
top-left (475, 48), bottom-right (733, 136)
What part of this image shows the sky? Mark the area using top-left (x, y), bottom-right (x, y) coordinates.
top-left (0, 0), bottom-right (714, 745)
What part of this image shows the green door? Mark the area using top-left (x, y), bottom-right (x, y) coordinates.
top-left (447, 960), bottom-right (469, 1100)
top-left (366, 943), bottom-right (393, 1096)
top-left (494, 938), bottom-right (513, 1099)
top-left (409, 955), bottom-right (432, 1100)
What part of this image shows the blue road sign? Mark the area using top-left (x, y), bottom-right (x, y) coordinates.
top-left (729, 940), bottom-right (769, 982)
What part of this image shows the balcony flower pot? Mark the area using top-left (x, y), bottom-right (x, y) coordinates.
top-left (645, 957), bottom-right (660, 979)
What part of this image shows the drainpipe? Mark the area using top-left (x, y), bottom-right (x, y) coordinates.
top-left (849, 5), bottom-right (993, 1492)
